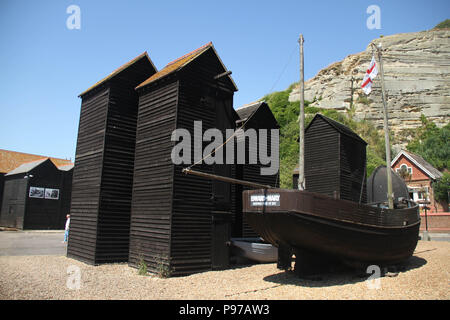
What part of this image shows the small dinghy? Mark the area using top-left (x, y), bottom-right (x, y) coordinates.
top-left (230, 238), bottom-right (278, 263)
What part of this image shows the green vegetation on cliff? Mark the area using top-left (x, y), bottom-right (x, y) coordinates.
top-left (433, 19), bottom-right (450, 30)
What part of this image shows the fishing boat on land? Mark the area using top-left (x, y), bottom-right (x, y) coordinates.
top-left (184, 35), bottom-right (420, 273)
top-left (242, 35), bottom-right (420, 270)
top-left (243, 188), bottom-right (419, 268)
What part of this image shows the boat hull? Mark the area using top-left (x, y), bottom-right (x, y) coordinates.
top-left (243, 189), bottom-right (420, 266)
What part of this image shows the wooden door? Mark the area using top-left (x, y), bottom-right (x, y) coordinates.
top-left (211, 212), bottom-right (231, 270)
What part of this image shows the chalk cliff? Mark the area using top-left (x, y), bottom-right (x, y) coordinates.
top-left (289, 29), bottom-right (450, 142)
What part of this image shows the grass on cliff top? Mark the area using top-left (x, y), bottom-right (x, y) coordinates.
top-left (433, 19), bottom-right (450, 29)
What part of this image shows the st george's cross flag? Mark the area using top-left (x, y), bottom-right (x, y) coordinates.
top-left (361, 55), bottom-right (378, 95)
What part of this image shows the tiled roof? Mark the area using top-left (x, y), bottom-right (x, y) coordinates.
top-left (391, 150), bottom-right (443, 180)
top-left (79, 52), bottom-right (156, 97)
top-left (136, 43), bottom-right (212, 90)
top-left (136, 42), bottom-right (237, 91)
top-left (0, 149), bottom-right (73, 174)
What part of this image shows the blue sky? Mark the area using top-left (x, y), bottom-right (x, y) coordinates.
top-left (0, 0), bottom-right (448, 161)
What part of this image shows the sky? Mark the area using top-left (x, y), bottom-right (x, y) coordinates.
top-left (0, 0), bottom-right (448, 161)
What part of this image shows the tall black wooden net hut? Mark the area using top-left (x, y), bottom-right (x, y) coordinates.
top-left (0, 159), bottom-right (73, 229)
top-left (293, 114), bottom-right (367, 203)
top-left (67, 53), bottom-right (157, 264)
top-left (129, 42), bottom-right (239, 276)
top-left (234, 101), bottom-right (279, 237)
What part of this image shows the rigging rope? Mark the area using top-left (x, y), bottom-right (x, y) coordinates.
top-left (185, 44), bottom-right (296, 172)
top-left (184, 105), bottom-right (259, 171)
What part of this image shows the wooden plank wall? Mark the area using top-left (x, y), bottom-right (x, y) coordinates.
top-left (94, 81), bottom-right (139, 263)
top-left (130, 48), bottom-right (238, 276)
top-left (0, 177), bottom-right (27, 229)
top-left (67, 87), bottom-right (109, 264)
top-left (68, 57), bottom-right (156, 264)
top-left (128, 79), bottom-right (178, 271)
top-left (238, 105), bottom-right (279, 238)
top-left (170, 50), bottom-right (236, 275)
top-left (340, 134), bottom-right (367, 203)
top-left (0, 173), bottom-right (4, 216)
top-left (304, 117), bottom-right (340, 197)
top-left (171, 82), bottom-right (217, 276)
top-left (22, 161), bottom-right (65, 230)
top-left (59, 169), bottom-right (73, 228)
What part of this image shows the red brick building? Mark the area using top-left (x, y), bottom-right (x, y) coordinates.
top-left (391, 150), bottom-right (449, 232)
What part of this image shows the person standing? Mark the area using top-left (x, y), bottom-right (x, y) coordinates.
top-left (63, 214), bottom-right (70, 243)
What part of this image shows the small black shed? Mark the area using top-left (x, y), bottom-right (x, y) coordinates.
top-left (234, 101), bottom-right (279, 237)
top-left (293, 114), bottom-right (367, 203)
top-left (129, 42), bottom-right (239, 276)
top-left (0, 158), bottom-right (73, 229)
top-left (67, 52), bottom-right (158, 265)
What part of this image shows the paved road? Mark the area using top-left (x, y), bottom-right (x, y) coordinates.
top-left (419, 232), bottom-right (450, 242)
top-left (0, 230), bottom-right (448, 257)
top-left (0, 231), bottom-right (67, 256)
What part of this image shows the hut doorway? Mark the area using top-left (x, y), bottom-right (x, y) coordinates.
top-left (211, 211), bottom-right (231, 270)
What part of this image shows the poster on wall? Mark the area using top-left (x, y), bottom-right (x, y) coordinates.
top-left (45, 188), bottom-right (60, 200)
top-left (29, 187), bottom-right (45, 198)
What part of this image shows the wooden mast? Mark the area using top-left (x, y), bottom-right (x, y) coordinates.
top-left (371, 42), bottom-right (394, 209)
top-left (298, 34), bottom-right (305, 190)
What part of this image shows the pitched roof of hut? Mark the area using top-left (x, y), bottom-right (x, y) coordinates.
top-left (58, 164), bottom-right (75, 171)
top-left (235, 101), bottom-right (279, 128)
top-left (79, 52), bottom-right (157, 97)
top-left (391, 150), bottom-right (443, 180)
top-left (306, 114), bottom-right (367, 145)
top-left (0, 149), bottom-right (73, 174)
top-left (136, 42), bottom-right (237, 91)
top-left (235, 101), bottom-right (262, 121)
top-left (5, 158), bottom-right (52, 176)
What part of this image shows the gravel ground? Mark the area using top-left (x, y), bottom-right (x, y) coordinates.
top-left (0, 240), bottom-right (448, 300)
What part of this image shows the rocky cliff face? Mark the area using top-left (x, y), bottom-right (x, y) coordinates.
top-left (289, 29), bottom-right (449, 146)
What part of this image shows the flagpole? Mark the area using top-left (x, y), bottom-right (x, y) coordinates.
top-left (298, 34), bottom-right (305, 190)
top-left (372, 42), bottom-right (394, 209)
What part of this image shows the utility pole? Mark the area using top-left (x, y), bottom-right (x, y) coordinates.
top-left (350, 76), bottom-right (355, 116)
top-left (298, 34), bottom-right (305, 191)
top-left (372, 42), bottom-right (394, 209)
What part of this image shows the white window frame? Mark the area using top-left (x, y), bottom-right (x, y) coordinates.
top-left (396, 163), bottom-right (412, 175)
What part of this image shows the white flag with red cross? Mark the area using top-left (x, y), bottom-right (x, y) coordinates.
top-left (361, 55), bottom-right (378, 95)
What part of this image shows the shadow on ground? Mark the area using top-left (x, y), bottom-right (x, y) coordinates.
top-left (262, 255), bottom-right (427, 288)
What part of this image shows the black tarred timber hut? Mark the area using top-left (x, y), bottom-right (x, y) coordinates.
top-left (67, 53), bottom-right (157, 265)
top-left (129, 42), bottom-right (239, 276)
top-left (0, 159), bottom-right (73, 229)
top-left (293, 114), bottom-right (367, 203)
top-left (234, 101), bottom-right (279, 237)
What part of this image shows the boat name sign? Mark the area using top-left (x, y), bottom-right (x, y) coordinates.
top-left (250, 194), bottom-right (280, 207)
